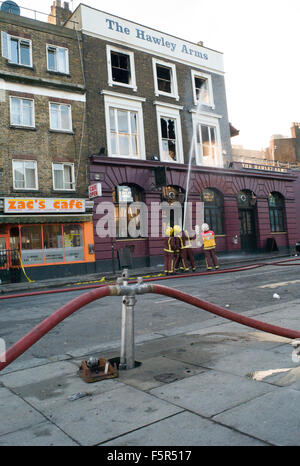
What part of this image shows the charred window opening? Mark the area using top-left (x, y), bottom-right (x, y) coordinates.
top-left (157, 65), bottom-right (172, 93)
top-left (197, 124), bottom-right (217, 161)
top-left (111, 51), bottom-right (131, 84)
top-left (161, 117), bottom-right (177, 161)
top-left (195, 76), bottom-right (209, 103)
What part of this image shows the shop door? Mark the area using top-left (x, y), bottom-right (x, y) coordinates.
top-left (0, 236), bottom-right (9, 269)
top-left (238, 209), bottom-right (257, 251)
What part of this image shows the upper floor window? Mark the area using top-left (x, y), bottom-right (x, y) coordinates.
top-left (104, 94), bottom-right (146, 160)
top-left (10, 96), bottom-right (35, 127)
top-left (107, 45), bottom-right (137, 91)
top-left (153, 59), bottom-right (179, 100)
top-left (47, 45), bottom-right (69, 74)
top-left (1, 32), bottom-right (32, 67)
top-left (49, 102), bottom-right (72, 132)
top-left (193, 113), bottom-right (222, 167)
top-left (191, 70), bottom-right (214, 107)
top-left (12, 160), bottom-right (38, 190)
top-left (156, 105), bottom-right (183, 163)
top-left (268, 192), bottom-right (286, 232)
top-left (52, 163), bottom-right (75, 191)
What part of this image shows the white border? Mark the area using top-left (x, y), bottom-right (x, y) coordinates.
top-left (0, 81), bottom-right (86, 102)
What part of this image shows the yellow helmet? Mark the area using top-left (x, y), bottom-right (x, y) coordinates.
top-left (165, 226), bottom-right (173, 236)
top-left (173, 225), bottom-right (182, 235)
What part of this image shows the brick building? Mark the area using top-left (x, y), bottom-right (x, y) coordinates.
top-left (64, 4), bottom-right (298, 271)
top-left (0, 2), bottom-right (298, 279)
top-left (0, 2), bottom-right (95, 281)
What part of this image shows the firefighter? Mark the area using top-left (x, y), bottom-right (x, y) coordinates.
top-left (201, 223), bottom-right (219, 271)
top-left (173, 225), bottom-right (189, 272)
top-left (182, 229), bottom-right (196, 272)
top-left (163, 227), bottom-right (175, 274)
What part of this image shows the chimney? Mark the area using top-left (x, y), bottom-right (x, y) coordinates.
top-left (48, 1), bottom-right (72, 26)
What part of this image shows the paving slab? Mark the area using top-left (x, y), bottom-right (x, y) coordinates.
top-left (0, 387), bottom-right (45, 437)
top-left (213, 389), bottom-right (300, 446)
top-left (201, 345), bottom-right (296, 378)
top-left (0, 421), bottom-right (77, 446)
top-left (117, 356), bottom-right (205, 391)
top-left (34, 385), bottom-right (183, 446)
top-left (102, 410), bottom-right (267, 446)
top-left (149, 371), bottom-right (275, 418)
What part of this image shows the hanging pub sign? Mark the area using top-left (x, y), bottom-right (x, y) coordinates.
top-left (4, 197), bottom-right (86, 214)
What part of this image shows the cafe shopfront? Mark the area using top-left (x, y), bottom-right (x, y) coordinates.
top-left (0, 197), bottom-right (96, 282)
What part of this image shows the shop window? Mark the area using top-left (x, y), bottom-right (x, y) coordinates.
top-left (13, 160), bottom-right (38, 190)
top-left (107, 46), bottom-right (137, 90)
top-left (1, 32), bottom-right (32, 67)
top-left (268, 192), bottom-right (286, 232)
top-left (153, 58), bottom-right (179, 100)
top-left (47, 45), bottom-right (69, 74)
top-left (21, 225), bottom-right (43, 265)
top-left (10, 97), bottom-right (35, 127)
top-left (19, 224), bottom-right (84, 266)
top-left (202, 188), bottom-right (224, 235)
top-left (49, 102), bottom-right (72, 132)
top-left (53, 163), bottom-right (75, 191)
top-left (113, 184), bottom-right (144, 239)
top-left (191, 70), bottom-right (214, 107)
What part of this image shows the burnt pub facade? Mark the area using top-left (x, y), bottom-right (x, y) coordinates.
top-left (66, 4), bottom-right (297, 271)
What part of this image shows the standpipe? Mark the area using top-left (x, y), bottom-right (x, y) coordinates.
top-left (1, 278), bottom-right (300, 373)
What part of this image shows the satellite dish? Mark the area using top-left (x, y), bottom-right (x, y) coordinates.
top-left (1, 1), bottom-right (21, 15)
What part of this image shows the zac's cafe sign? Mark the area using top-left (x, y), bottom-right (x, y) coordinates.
top-left (4, 198), bottom-right (86, 214)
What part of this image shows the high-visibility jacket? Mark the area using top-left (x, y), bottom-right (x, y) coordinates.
top-left (202, 230), bottom-right (216, 250)
top-left (164, 236), bottom-right (175, 253)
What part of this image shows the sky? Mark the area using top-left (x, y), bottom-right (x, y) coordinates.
top-left (10, 0), bottom-right (300, 150)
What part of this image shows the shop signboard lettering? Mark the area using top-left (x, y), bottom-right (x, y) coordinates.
top-left (4, 198), bottom-right (86, 214)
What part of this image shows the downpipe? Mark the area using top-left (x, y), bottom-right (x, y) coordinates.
top-left (1, 278), bottom-right (300, 373)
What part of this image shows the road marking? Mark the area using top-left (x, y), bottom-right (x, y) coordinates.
top-left (259, 279), bottom-right (300, 289)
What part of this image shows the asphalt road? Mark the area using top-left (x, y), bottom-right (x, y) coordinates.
top-left (1, 263), bottom-right (300, 366)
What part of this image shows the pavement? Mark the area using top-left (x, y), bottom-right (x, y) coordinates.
top-left (1, 251), bottom-right (300, 447)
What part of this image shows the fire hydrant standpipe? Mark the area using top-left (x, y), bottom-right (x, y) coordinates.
top-left (1, 281), bottom-right (300, 372)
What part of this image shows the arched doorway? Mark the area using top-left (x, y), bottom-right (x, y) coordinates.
top-left (237, 190), bottom-right (257, 251)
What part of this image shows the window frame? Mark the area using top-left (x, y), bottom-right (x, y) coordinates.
top-left (113, 184), bottom-right (145, 239)
top-left (10, 96), bottom-right (35, 128)
top-left (192, 113), bottom-right (223, 167)
top-left (152, 58), bottom-right (179, 100)
top-left (191, 70), bottom-right (214, 108)
top-left (12, 159), bottom-right (38, 191)
top-left (52, 162), bottom-right (76, 192)
top-left (106, 45), bottom-right (137, 91)
top-left (49, 102), bottom-right (73, 132)
top-left (202, 188), bottom-right (224, 235)
top-left (268, 192), bottom-right (286, 233)
top-left (46, 44), bottom-right (69, 74)
top-left (1, 31), bottom-right (33, 67)
top-left (156, 105), bottom-right (184, 164)
top-left (104, 94), bottom-right (146, 160)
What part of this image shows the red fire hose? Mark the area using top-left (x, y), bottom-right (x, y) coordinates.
top-left (1, 282), bottom-right (300, 372)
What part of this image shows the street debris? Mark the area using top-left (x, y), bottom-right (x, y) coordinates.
top-left (273, 293), bottom-right (280, 299)
top-left (68, 392), bottom-right (91, 402)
